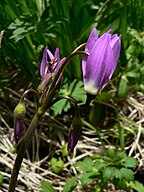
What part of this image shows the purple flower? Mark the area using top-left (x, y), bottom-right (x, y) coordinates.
top-left (38, 47), bottom-right (66, 93)
top-left (82, 28), bottom-right (121, 95)
top-left (40, 46), bottom-right (60, 78)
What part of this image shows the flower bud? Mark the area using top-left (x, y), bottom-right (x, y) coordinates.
top-left (68, 113), bottom-right (82, 153)
top-left (14, 102), bottom-right (26, 141)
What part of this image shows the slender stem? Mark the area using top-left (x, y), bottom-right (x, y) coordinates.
top-left (8, 89), bottom-right (55, 192)
top-left (20, 88), bottom-right (39, 110)
top-left (8, 46), bottom-right (88, 191)
top-left (116, 101), bottom-right (124, 150)
top-left (8, 113), bottom-right (40, 192)
top-left (116, 79), bottom-right (125, 151)
top-left (50, 95), bottom-right (78, 113)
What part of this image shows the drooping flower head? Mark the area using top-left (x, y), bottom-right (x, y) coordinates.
top-left (14, 102), bottom-right (26, 142)
top-left (82, 28), bottom-right (121, 95)
top-left (38, 47), bottom-right (66, 93)
top-left (68, 112), bottom-right (82, 153)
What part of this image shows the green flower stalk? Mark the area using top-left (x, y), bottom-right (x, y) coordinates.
top-left (8, 27), bottom-right (120, 191)
top-left (8, 44), bottom-right (88, 192)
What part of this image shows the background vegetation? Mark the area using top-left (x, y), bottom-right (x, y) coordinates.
top-left (0, 0), bottom-right (144, 191)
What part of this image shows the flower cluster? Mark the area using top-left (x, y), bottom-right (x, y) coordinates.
top-left (38, 46), bottom-right (66, 94)
top-left (14, 28), bottom-right (121, 152)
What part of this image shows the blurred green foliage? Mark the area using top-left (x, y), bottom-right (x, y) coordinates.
top-left (1, 0), bottom-right (143, 84)
top-left (0, 172), bottom-right (4, 186)
top-left (0, 0), bottom-right (143, 116)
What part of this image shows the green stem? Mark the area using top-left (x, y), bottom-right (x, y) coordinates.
top-left (8, 46), bottom-right (88, 191)
top-left (8, 113), bottom-right (40, 192)
top-left (8, 89), bottom-right (55, 192)
top-left (116, 86), bottom-right (125, 151)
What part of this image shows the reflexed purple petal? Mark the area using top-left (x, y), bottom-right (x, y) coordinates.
top-left (110, 34), bottom-right (121, 63)
top-left (107, 29), bottom-right (112, 34)
top-left (83, 33), bottom-right (111, 94)
top-left (85, 28), bottom-right (98, 52)
top-left (100, 44), bottom-right (116, 90)
top-left (54, 48), bottom-right (60, 58)
top-left (47, 48), bottom-right (54, 60)
top-left (40, 47), bottom-right (48, 78)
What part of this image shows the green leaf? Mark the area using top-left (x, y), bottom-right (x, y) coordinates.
top-left (129, 181), bottom-right (144, 192)
top-left (96, 92), bottom-right (112, 102)
top-left (140, 84), bottom-right (144, 91)
top-left (117, 179), bottom-right (127, 189)
top-left (61, 143), bottom-right (68, 157)
top-left (80, 172), bottom-right (95, 186)
top-left (93, 160), bottom-right (105, 171)
top-left (63, 177), bottom-right (77, 192)
top-left (52, 99), bottom-right (71, 115)
top-left (127, 71), bottom-right (138, 83)
top-left (50, 158), bottom-right (64, 174)
top-left (71, 80), bottom-right (86, 101)
top-left (120, 168), bottom-right (134, 181)
top-left (0, 172), bottom-right (4, 185)
top-left (123, 156), bottom-right (137, 168)
top-left (41, 181), bottom-right (57, 192)
top-left (74, 158), bottom-right (94, 172)
top-left (52, 79), bottom-right (86, 115)
top-left (118, 77), bottom-right (129, 97)
top-left (103, 167), bottom-right (114, 181)
top-left (113, 168), bottom-right (123, 180)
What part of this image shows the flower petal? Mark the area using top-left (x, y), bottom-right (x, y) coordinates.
top-left (83, 33), bottom-right (111, 94)
top-left (99, 44), bottom-right (116, 90)
top-left (54, 48), bottom-right (60, 58)
top-left (110, 34), bottom-right (121, 63)
top-left (47, 48), bottom-right (54, 60)
top-left (82, 28), bottom-right (98, 86)
top-left (40, 47), bottom-right (48, 78)
top-left (85, 28), bottom-right (98, 52)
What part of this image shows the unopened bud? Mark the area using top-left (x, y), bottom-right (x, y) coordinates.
top-left (68, 113), bottom-right (82, 153)
top-left (14, 102), bottom-right (26, 141)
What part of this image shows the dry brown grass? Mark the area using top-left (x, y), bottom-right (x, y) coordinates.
top-left (0, 91), bottom-right (144, 192)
